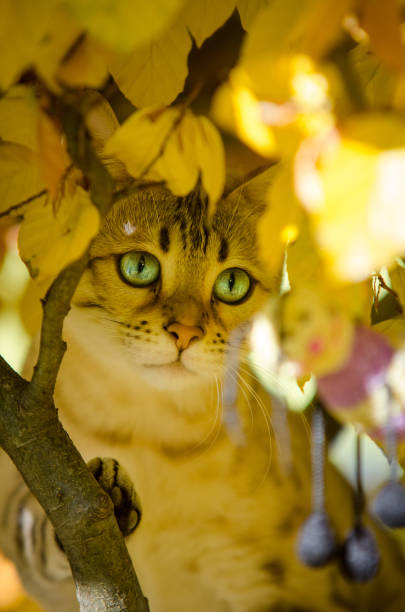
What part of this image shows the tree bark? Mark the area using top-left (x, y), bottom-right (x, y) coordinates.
top-left (0, 101), bottom-right (150, 611)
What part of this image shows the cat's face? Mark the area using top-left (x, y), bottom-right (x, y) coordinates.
top-left (72, 178), bottom-right (276, 391)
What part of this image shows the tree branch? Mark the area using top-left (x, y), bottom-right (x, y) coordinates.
top-left (0, 99), bottom-right (150, 611)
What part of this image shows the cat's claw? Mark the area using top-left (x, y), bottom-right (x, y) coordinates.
top-left (87, 457), bottom-right (141, 537)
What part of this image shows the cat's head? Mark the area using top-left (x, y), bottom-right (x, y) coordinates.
top-left (71, 170), bottom-right (278, 391)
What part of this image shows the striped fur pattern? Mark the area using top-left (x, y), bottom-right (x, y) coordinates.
top-left (1, 173), bottom-right (405, 611)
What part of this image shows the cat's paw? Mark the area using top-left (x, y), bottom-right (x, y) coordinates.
top-left (87, 457), bottom-right (141, 537)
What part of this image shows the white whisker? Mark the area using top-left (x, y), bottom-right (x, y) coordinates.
top-left (234, 367), bottom-right (274, 489)
top-left (181, 377), bottom-right (223, 457)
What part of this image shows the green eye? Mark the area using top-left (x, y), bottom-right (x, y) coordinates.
top-left (213, 268), bottom-right (251, 304)
top-left (119, 252), bottom-right (160, 286)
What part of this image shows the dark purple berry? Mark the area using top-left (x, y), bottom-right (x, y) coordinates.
top-left (373, 482), bottom-right (405, 528)
top-left (297, 512), bottom-right (337, 567)
top-left (341, 525), bottom-right (380, 582)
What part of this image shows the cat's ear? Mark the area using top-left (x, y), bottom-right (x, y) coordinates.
top-left (224, 164), bottom-right (278, 208)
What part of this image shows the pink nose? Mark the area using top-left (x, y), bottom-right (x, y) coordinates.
top-left (166, 322), bottom-right (204, 350)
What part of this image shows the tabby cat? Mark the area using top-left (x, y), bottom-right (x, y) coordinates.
top-left (1, 174), bottom-right (405, 611)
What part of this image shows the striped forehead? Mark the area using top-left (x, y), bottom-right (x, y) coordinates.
top-left (158, 193), bottom-right (210, 256)
top-left (99, 187), bottom-right (259, 265)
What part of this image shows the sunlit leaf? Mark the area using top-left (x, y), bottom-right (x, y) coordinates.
top-left (37, 113), bottom-right (71, 203)
top-left (348, 43), bottom-right (397, 110)
top-left (212, 54), bottom-right (335, 158)
top-left (183, 0), bottom-right (235, 47)
top-left (105, 106), bottom-right (225, 205)
top-left (32, 6), bottom-right (81, 91)
top-left (104, 106), bottom-right (182, 178)
top-left (152, 112), bottom-right (200, 195)
top-left (359, 0), bottom-right (405, 72)
top-left (152, 113), bottom-right (225, 207)
top-left (0, 143), bottom-right (45, 215)
top-left (57, 35), bottom-right (110, 88)
top-left (296, 114), bottom-right (405, 281)
top-left (286, 216), bottom-right (323, 288)
top-left (257, 162), bottom-right (302, 276)
top-left (389, 264), bottom-right (405, 313)
top-left (0, 0), bottom-right (59, 89)
top-left (193, 116), bottom-right (225, 210)
top-left (65, 0), bottom-right (185, 53)
top-left (212, 77), bottom-right (278, 157)
top-left (0, 86), bottom-right (39, 152)
top-left (18, 186), bottom-right (99, 286)
top-left (110, 21), bottom-right (191, 107)
top-left (242, 0), bottom-right (353, 62)
top-left (236, 0), bottom-right (270, 31)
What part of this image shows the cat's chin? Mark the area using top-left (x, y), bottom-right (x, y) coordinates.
top-left (138, 361), bottom-right (210, 391)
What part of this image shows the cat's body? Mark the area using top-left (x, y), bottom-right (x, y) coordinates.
top-left (1, 180), bottom-right (405, 611)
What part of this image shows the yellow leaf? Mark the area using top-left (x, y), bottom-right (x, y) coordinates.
top-left (286, 216), bottom-right (323, 288)
top-left (242, 0), bottom-right (353, 61)
top-left (32, 6), bottom-right (81, 91)
top-left (236, 0), bottom-right (271, 31)
top-left (194, 116), bottom-right (225, 209)
top-left (212, 77), bottom-right (278, 157)
top-left (296, 114), bottom-right (405, 281)
top-left (0, 0), bottom-right (59, 89)
top-left (359, 0), bottom-right (405, 72)
top-left (390, 263), bottom-right (405, 313)
top-left (110, 21), bottom-right (191, 107)
top-left (374, 316), bottom-right (405, 350)
top-left (0, 143), bottom-right (45, 215)
top-left (65, 0), bottom-right (185, 54)
top-left (152, 112), bottom-right (225, 204)
top-left (257, 162), bottom-right (302, 276)
top-left (0, 1), bottom-right (81, 91)
top-left (104, 106), bottom-right (182, 178)
top-left (57, 35), bottom-right (110, 89)
top-left (153, 114), bottom-right (226, 205)
top-left (183, 0), bottom-right (235, 47)
top-left (105, 106), bottom-right (225, 204)
top-left (37, 113), bottom-right (71, 203)
top-left (348, 43), bottom-right (397, 110)
top-left (18, 186), bottom-right (99, 287)
top-left (0, 86), bottom-right (39, 152)
top-left (212, 54), bottom-right (335, 158)
top-left (153, 113), bottom-right (200, 195)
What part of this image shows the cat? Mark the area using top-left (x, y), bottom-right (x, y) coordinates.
top-left (1, 173), bottom-right (405, 612)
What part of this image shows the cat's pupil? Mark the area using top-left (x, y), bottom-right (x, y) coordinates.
top-left (229, 271), bottom-right (235, 292)
top-left (138, 256), bottom-right (145, 273)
